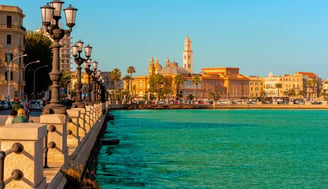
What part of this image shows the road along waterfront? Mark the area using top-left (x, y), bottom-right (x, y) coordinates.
top-left (95, 109), bottom-right (328, 188)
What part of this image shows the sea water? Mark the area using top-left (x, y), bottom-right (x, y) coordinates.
top-left (96, 109), bottom-right (328, 188)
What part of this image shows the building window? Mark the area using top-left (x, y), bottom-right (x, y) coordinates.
top-left (184, 55), bottom-right (186, 60)
top-left (7, 34), bottom-right (11, 44)
top-left (7, 16), bottom-right (12, 28)
top-left (5, 71), bottom-right (13, 81)
top-left (5, 53), bottom-right (13, 63)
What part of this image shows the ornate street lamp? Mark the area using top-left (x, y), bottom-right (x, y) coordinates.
top-left (91, 62), bottom-right (98, 103)
top-left (72, 40), bottom-right (92, 108)
top-left (40, 1), bottom-right (77, 114)
top-left (100, 79), bottom-right (106, 102)
top-left (83, 59), bottom-right (94, 105)
top-left (93, 70), bottom-right (101, 103)
top-left (97, 75), bottom-right (104, 103)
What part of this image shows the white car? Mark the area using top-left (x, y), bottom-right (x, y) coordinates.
top-left (30, 100), bottom-right (43, 111)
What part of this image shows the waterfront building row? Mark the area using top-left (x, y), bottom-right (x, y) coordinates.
top-left (131, 36), bottom-right (322, 101)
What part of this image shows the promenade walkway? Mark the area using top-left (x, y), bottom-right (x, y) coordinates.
top-left (0, 115), bottom-right (40, 125)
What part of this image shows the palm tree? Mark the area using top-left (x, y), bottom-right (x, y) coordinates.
top-left (192, 76), bottom-right (201, 101)
top-left (174, 74), bottom-right (184, 100)
top-left (127, 66), bottom-right (136, 96)
top-left (321, 89), bottom-right (328, 100)
top-left (110, 68), bottom-right (121, 100)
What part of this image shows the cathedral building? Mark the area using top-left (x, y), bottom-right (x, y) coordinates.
top-left (133, 36), bottom-right (250, 101)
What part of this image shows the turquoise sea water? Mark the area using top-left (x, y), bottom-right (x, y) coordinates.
top-left (96, 109), bottom-right (328, 188)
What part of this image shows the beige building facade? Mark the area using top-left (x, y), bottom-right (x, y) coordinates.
top-left (0, 5), bottom-right (26, 100)
top-left (262, 71), bottom-right (318, 100)
top-left (59, 34), bottom-right (72, 72)
top-left (248, 76), bottom-right (264, 98)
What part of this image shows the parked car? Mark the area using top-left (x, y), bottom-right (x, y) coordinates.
top-left (311, 101), bottom-right (322, 105)
top-left (247, 100), bottom-right (257, 104)
top-left (7, 101), bottom-right (12, 109)
top-left (218, 100), bottom-right (230, 104)
top-left (0, 100), bottom-right (10, 110)
top-left (293, 99), bottom-right (305, 104)
top-left (30, 100), bottom-right (43, 111)
top-left (198, 100), bottom-right (205, 104)
top-left (158, 100), bottom-right (166, 105)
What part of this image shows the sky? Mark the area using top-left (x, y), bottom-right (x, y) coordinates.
top-left (3, 0), bottom-right (328, 79)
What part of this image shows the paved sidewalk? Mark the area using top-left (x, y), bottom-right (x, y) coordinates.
top-left (0, 115), bottom-right (7, 125)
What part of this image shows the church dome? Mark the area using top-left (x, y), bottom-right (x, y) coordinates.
top-left (154, 58), bottom-right (162, 71)
top-left (158, 65), bottom-right (190, 75)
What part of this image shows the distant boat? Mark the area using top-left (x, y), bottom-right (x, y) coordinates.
top-left (100, 138), bottom-right (120, 145)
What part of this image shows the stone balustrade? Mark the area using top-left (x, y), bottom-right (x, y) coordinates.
top-left (0, 102), bottom-right (110, 189)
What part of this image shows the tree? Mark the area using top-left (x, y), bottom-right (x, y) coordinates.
top-left (149, 74), bottom-right (166, 101)
top-left (122, 75), bottom-right (131, 101)
top-left (288, 89), bottom-right (296, 99)
top-left (321, 89), bottom-right (328, 100)
top-left (24, 30), bottom-right (52, 99)
top-left (298, 90), bottom-right (305, 99)
top-left (209, 90), bottom-right (220, 101)
top-left (192, 76), bottom-right (201, 101)
top-left (60, 71), bottom-right (72, 98)
top-left (127, 66), bottom-right (136, 96)
top-left (122, 75), bottom-right (131, 91)
top-left (306, 78), bottom-right (318, 99)
top-left (275, 83), bottom-right (282, 97)
top-left (110, 68), bottom-right (121, 100)
top-left (174, 74), bottom-right (184, 100)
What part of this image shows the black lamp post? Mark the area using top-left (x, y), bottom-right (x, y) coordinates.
top-left (97, 75), bottom-right (104, 103)
top-left (93, 70), bottom-right (101, 103)
top-left (100, 79), bottom-right (106, 103)
top-left (91, 63), bottom-right (99, 103)
top-left (71, 40), bottom-right (92, 108)
top-left (83, 59), bottom-right (95, 105)
top-left (41, 0), bottom-right (77, 114)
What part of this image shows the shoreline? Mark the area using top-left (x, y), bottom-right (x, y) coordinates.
top-left (109, 104), bottom-right (328, 110)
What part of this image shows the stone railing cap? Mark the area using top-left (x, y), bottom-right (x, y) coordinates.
top-left (40, 114), bottom-right (66, 124)
top-left (71, 107), bottom-right (86, 113)
top-left (0, 123), bottom-right (47, 140)
top-left (66, 109), bottom-right (81, 117)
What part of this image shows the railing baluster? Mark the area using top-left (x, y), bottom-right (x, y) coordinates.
top-left (44, 131), bottom-right (49, 168)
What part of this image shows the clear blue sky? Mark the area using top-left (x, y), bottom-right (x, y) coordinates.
top-left (3, 0), bottom-right (328, 79)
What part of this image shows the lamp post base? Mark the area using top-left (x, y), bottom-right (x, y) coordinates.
top-left (42, 104), bottom-right (66, 114)
top-left (72, 102), bottom-right (85, 108)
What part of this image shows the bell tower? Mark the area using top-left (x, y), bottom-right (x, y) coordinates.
top-left (148, 57), bottom-right (155, 76)
top-left (183, 36), bottom-right (193, 74)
